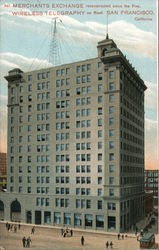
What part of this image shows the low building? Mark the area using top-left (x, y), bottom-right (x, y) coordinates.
top-left (145, 170), bottom-right (158, 207)
top-left (145, 192), bottom-right (153, 215)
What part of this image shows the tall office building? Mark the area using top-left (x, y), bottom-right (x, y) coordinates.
top-left (0, 153), bottom-right (7, 190)
top-left (145, 170), bottom-right (158, 206)
top-left (0, 36), bottom-right (146, 232)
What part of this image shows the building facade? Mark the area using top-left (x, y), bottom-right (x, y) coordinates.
top-left (145, 170), bottom-right (158, 206)
top-left (0, 36), bottom-right (146, 232)
top-left (0, 153), bottom-right (7, 190)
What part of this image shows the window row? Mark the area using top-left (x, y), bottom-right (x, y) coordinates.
top-left (56, 100), bottom-right (70, 109)
top-left (56, 176), bottom-right (70, 184)
top-left (55, 198), bottom-right (70, 208)
top-left (37, 113), bottom-right (50, 121)
top-left (76, 176), bottom-right (91, 184)
top-left (76, 142), bottom-right (91, 151)
top-left (76, 131), bottom-right (91, 139)
top-left (37, 155), bottom-right (50, 163)
top-left (37, 134), bottom-right (50, 142)
top-left (76, 97), bottom-right (91, 106)
top-left (76, 154), bottom-right (91, 162)
top-left (56, 133), bottom-right (70, 141)
top-left (37, 71), bottom-right (50, 80)
top-left (76, 108), bottom-right (91, 117)
top-left (37, 165), bottom-right (50, 173)
top-left (56, 78), bottom-right (70, 87)
top-left (76, 86), bottom-right (91, 95)
top-left (37, 81), bottom-right (50, 90)
top-left (36, 197), bottom-right (49, 206)
top-left (76, 165), bottom-right (91, 173)
top-left (76, 120), bottom-right (91, 128)
top-left (56, 111), bottom-right (70, 119)
top-left (56, 144), bottom-right (69, 152)
top-left (56, 165), bottom-right (70, 173)
top-left (76, 188), bottom-right (91, 196)
top-left (56, 187), bottom-right (69, 195)
top-left (37, 103), bottom-right (50, 111)
top-left (56, 89), bottom-right (70, 98)
top-left (56, 122), bottom-right (70, 130)
top-left (56, 68), bottom-right (70, 76)
top-left (37, 187), bottom-right (50, 194)
top-left (76, 64), bottom-right (91, 73)
top-left (37, 176), bottom-right (50, 183)
top-left (76, 75), bottom-right (91, 84)
top-left (56, 154), bottom-right (70, 162)
top-left (37, 124), bottom-right (50, 132)
top-left (37, 92), bottom-right (50, 101)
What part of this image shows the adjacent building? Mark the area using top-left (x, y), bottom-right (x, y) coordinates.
top-left (145, 170), bottom-right (158, 206)
top-left (0, 35), bottom-right (147, 232)
top-left (0, 153), bottom-right (7, 191)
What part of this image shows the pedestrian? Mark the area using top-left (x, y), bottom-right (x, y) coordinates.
top-left (7, 223), bottom-right (10, 231)
top-left (26, 237), bottom-right (31, 248)
top-left (31, 226), bottom-right (35, 234)
top-left (117, 233), bottom-right (120, 240)
top-left (22, 236), bottom-right (26, 248)
top-left (70, 229), bottom-right (73, 237)
top-left (61, 228), bottom-right (63, 236)
top-left (18, 223), bottom-right (21, 230)
top-left (122, 234), bottom-right (124, 239)
top-left (14, 225), bottom-right (17, 233)
top-left (6, 222), bottom-right (8, 229)
top-left (110, 241), bottom-right (113, 249)
top-left (106, 241), bottom-right (109, 249)
top-left (81, 235), bottom-right (84, 246)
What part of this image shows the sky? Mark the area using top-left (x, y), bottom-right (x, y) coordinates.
top-left (0, 0), bottom-right (158, 169)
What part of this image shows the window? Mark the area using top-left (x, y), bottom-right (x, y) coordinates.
top-left (109, 106), bottom-right (114, 114)
top-left (109, 94), bottom-right (114, 102)
top-left (28, 84), bottom-right (32, 92)
top-left (109, 71), bottom-right (115, 79)
top-left (109, 129), bottom-right (114, 137)
top-left (85, 214), bottom-right (92, 227)
top-left (98, 142), bottom-right (102, 149)
top-left (98, 200), bottom-right (102, 209)
top-left (109, 188), bottom-right (114, 196)
top-left (109, 153), bottom-right (114, 161)
top-left (82, 65), bottom-right (86, 72)
top-left (109, 165), bottom-right (114, 173)
top-left (87, 75), bottom-right (91, 82)
top-left (98, 84), bottom-right (102, 92)
top-left (109, 177), bottom-right (114, 185)
top-left (98, 96), bottom-right (102, 103)
top-left (76, 76), bottom-right (80, 84)
top-left (98, 119), bottom-right (102, 127)
top-left (98, 154), bottom-right (102, 161)
top-left (108, 216), bottom-right (116, 229)
top-left (109, 141), bottom-right (114, 149)
top-left (98, 189), bottom-right (102, 196)
top-left (98, 165), bottom-right (102, 173)
top-left (107, 203), bottom-right (116, 210)
top-left (109, 82), bottom-right (115, 91)
top-left (109, 118), bottom-right (114, 126)
top-left (76, 65), bottom-right (80, 73)
top-left (98, 130), bottom-right (102, 138)
top-left (28, 95), bottom-right (32, 102)
top-left (96, 215), bottom-right (104, 228)
top-left (66, 68), bottom-right (70, 75)
top-left (98, 177), bottom-right (102, 184)
top-left (98, 73), bottom-right (102, 80)
top-left (86, 200), bottom-right (91, 209)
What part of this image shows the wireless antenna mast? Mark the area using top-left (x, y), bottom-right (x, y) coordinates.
top-left (49, 18), bottom-right (61, 66)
